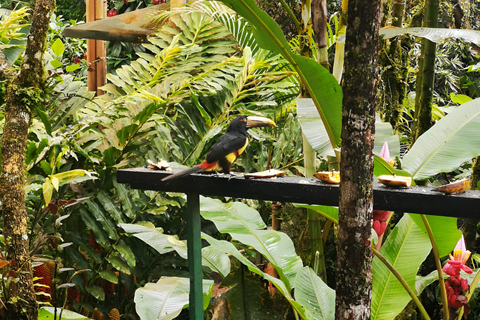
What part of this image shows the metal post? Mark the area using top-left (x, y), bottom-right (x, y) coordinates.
top-left (187, 193), bottom-right (203, 319)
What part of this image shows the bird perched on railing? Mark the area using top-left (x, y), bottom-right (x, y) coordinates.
top-left (162, 115), bottom-right (275, 181)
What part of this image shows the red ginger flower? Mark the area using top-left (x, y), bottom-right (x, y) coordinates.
top-left (372, 210), bottom-right (390, 236)
top-left (108, 9), bottom-right (117, 17)
top-left (443, 235), bottom-right (472, 277)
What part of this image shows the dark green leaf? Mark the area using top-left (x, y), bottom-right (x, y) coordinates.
top-left (97, 190), bottom-right (124, 224)
top-left (79, 206), bottom-right (109, 247)
top-left (106, 255), bottom-right (131, 275)
top-left (86, 285), bottom-right (105, 301)
top-left (86, 200), bottom-right (119, 241)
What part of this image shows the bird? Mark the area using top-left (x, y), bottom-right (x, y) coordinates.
top-left (162, 115), bottom-right (275, 181)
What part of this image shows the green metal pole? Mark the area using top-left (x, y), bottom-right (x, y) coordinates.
top-left (187, 193), bottom-right (203, 319)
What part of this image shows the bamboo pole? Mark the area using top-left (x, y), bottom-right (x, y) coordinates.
top-left (86, 0), bottom-right (96, 92)
top-left (95, 0), bottom-right (106, 96)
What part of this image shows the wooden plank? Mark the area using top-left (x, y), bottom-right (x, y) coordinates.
top-left (117, 167), bottom-right (480, 219)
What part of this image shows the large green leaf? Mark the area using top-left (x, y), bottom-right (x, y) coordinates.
top-left (121, 222), bottom-right (230, 275)
top-left (297, 98), bottom-right (400, 158)
top-left (294, 267), bottom-right (335, 320)
top-left (402, 98), bottom-right (480, 179)
top-left (371, 214), bottom-right (431, 320)
top-left (120, 223), bottom-right (188, 259)
top-left (134, 277), bottom-right (213, 320)
top-left (200, 197), bottom-right (303, 288)
top-left (201, 233), bottom-right (306, 318)
top-left (408, 214), bottom-right (461, 257)
top-left (217, 0), bottom-right (342, 153)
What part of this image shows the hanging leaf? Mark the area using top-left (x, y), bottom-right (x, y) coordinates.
top-left (402, 98), bottom-right (480, 179)
top-left (134, 277), bottom-right (213, 320)
top-left (371, 214), bottom-right (431, 320)
top-left (381, 27), bottom-right (480, 45)
top-left (201, 246), bottom-right (231, 278)
top-left (201, 233), bottom-right (306, 318)
top-left (297, 98), bottom-right (400, 158)
top-left (294, 267), bottom-right (335, 320)
top-left (200, 197), bottom-right (302, 289)
top-left (120, 223), bottom-right (188, 259)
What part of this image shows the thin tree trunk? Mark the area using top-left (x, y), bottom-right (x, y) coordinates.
top-left (0, 1), bottom-right (55, 319)
top-left (336, 0), bottom-right (381, 318)
top-left (381, 0), bottom-right (407, 128)
top-left (413, 0), bottom-right (439, 142)
top-left (299, 0), bottom-right (327, 281)
top-left (312, 0), bottom-right (328, 68)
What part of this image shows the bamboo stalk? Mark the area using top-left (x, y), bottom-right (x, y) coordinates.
top-left (95, 0), bottom-right (106, 96)
top-left (86, 0), bottom-right (96, 92)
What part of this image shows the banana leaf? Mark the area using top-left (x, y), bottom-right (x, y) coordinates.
top-left (200, 197), bottom-right (303, 289)
top-left (294, 267), bottom-right (335, 320)
top-left (371, 214), bottom-right (431, 320)
top-left (409, 214), bottom-right (461, 257)
top-left (402, 98), bottom-right (480, 179)
top-left (202, 233), bottom-right (306, 318)
top-left (298, 98), bottom-right (400, 159)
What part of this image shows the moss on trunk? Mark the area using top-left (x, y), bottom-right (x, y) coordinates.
top-left (0, 1), bottom-right (55, 319)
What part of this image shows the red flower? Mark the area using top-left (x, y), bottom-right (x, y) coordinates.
top-left (152, 0), bottom-right (159, 4)
top-left (443, 235), bottom-right (472, 277)
top-left (108, 9), bottom-right (117, 17)
top-left (84, 53), bottom-right (87, 60)
top-left (73, 57), bottom-right (81, 64)
top-left (445, 275), bottom-right (470, 309)
top-left (372, 210), bottom-right (390, 236)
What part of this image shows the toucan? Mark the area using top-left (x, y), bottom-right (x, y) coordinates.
top-left (162, 115), bottom-right (275, 181)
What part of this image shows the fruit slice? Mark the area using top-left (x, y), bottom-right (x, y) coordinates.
top-left (314, 171), bottom-right (341, 184)
top-left (377, 175), bottom-right (412, 188)
top-left (435, 178), bottom-right (470, 194)
top-left (244, 169), bottom-right (286, 178)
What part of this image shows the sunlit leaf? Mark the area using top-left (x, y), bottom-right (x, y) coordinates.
top-left (51, 38), bottom-right (65, 56)
top-left (200, 197), bottom-right (302, 289)
top-left (402, 98), bottom-right (480, 179)
top-left (134, 277), bottom-right (213, 320)
top-left (381, 27), bottom-right (480, 44)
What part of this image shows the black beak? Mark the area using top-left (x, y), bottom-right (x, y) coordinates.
top-left (246, 116), bottom-right (276, 128)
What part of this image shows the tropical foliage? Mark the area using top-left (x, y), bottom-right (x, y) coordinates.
top-left (1, 0), bottom-right (480, 319)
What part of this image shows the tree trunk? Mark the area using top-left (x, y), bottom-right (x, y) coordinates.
top-left (335, 0), bottom-right (381, 318)
top-left (412, 0), bottom-right (439, 143)
top-left (0, 1), bottom-right (55, 319)
top-left (312, 0), bottom-right (328, 68)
